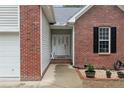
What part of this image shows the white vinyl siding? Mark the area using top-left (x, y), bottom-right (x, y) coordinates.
top-left (41, 9), bottom-right (51, 73)
top-left (0, 5), bottom-right (19, 32)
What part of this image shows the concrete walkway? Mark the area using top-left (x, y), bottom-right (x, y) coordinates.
top-left (0, 64), bottom-right (83, 88)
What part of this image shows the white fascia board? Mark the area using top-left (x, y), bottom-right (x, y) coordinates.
top-left (50, 25), bottom-right (73, 29)
top-left (68, 5), bottom-right (93, 23)
top-left (117, 5), bottom-right (124, 11)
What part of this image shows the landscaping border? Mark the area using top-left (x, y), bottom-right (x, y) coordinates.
top-left (75, 68), bottom-right (124, 81)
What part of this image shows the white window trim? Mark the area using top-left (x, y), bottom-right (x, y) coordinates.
top-left (98, 27), bottom-right (111, 54)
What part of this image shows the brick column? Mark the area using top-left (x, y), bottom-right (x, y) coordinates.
top-left (20, 5), bottom-right (41, 81)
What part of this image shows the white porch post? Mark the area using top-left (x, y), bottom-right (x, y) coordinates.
top-left (72, 25), bottom-right (75, 66)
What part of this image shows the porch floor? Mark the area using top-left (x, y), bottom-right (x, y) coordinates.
top-left (51, 59), bottom-right (72, 64)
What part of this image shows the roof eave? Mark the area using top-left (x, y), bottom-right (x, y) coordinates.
top-left (68, 5), bottom-right (93, 23)
top-left (117, 5), bottom-right (124, 12)
top-left (42, 5), bottom-right (56, 23)
top-left (68, 5), bottom-right (124, 24)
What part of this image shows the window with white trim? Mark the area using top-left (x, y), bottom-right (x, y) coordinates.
top-left (98, 27), bottom-right (111, 53)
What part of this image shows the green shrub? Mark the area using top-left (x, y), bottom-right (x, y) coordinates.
top-left (106, 69), bottom-right (112, 75)
top-left (86, 64), bottom-right (95, 72)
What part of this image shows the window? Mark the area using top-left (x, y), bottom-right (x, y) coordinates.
top-left (98, 27), bottom-right (111, 53)
top-left (93, 27), bottom-right (116, 54)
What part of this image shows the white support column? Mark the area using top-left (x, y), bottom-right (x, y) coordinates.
top-left (72, 25), bottom-right (75, 66)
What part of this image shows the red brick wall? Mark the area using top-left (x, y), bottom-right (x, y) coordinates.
top-left (74, 6), bottom-right (124, 69)
top-left (20, 5), bottom-right (41, 80)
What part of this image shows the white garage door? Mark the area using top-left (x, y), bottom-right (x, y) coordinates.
top-left (0, 32), bottom-right (20, 79)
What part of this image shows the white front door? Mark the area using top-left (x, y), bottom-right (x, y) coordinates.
top-left (0, 33), bottom-right (20, 79)
top-left (52, 34), bottom-right (70, 57)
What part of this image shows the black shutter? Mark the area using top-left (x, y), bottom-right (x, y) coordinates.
top-left (111, 27), bottom-right (116, 53)
top-left (93, 27), bottom-right (99, 53)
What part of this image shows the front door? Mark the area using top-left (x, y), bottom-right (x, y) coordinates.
top-left (52, 34), bottom-right (70, 57)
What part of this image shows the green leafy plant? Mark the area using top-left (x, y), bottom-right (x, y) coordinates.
top-left (106, 69), bottom-right (112, 75)
top-left (106, 69), bottom-right (112, 78)
top-left (86, 64), bottom-right (95, 72)
top-left (85, 64), bottom-right (95, 78)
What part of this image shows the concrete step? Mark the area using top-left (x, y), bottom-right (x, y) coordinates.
top-left (51, 59), bottom-right (72, 64)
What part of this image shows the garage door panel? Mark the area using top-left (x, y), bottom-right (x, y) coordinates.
top-left (0, 46), bottom-right (19, 51)
top-left (0, 64), bottom-right (19, 77)
top-left (0, 44), bottom-right (18, 46)
top-left (0, 52), bottom-right (19, 56)
top-left (0, 63), bottom-right (19, 77)
top-left (0, 49), bottom-right (19, 52)
top-left (0, 57), bottom-right (19, 61)
top-left (0, 42), bottom-right (18, 46)
top-left (0, 33), bottom-right (19, 78)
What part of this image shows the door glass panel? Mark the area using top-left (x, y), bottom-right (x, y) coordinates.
top-left (58, 36), bottom-right (60, 45)
top-left (66, 36), bottom-right (68, 46)
top-left (62, 36), bottom-right (64, 44)
top-left (60, 36), bottom-right (61, 44)
top-left (60, 36), bottom-right (62, 44)
top-left (54, 36), bottom-right (56, 46)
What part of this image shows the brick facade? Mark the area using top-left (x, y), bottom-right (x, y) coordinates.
top-left (20, 6), bottom-right (41, 80)
top-left (74, 6), bottom-right (124, 69)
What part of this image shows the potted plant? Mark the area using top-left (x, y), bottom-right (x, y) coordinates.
top-left (85, 64), bottom-right (96, 78)
top-left (106, 69), bottom-right (112, 78)
top-left (117, 71), bottom-right (124, 78)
